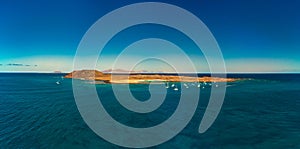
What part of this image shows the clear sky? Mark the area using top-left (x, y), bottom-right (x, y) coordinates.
top-left (0, 0), bottom-right (299, 72)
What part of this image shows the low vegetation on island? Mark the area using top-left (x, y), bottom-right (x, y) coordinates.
top-left (64, 70), bottom-right (238, 84)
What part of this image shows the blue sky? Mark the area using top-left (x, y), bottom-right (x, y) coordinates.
top-left (0, 0), bottom-right (299, 72)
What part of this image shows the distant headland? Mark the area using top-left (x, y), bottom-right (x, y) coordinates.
top-left (64, 70), bottom-right (238, 84)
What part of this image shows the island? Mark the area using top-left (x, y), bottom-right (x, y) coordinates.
top-left (64, 70), bottom-right (238, 84)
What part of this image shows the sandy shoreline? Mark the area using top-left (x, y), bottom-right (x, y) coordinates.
top-left (65, 70), bottom-right (238, 84)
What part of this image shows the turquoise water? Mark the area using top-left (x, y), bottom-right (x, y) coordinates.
top-left (0, 73), bottom-right (299, 148)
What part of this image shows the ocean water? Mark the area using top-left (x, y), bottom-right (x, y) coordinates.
top-left (0, 73), bottom-right (299, 148)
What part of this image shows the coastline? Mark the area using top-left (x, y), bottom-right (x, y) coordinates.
top-left (64, 70), bottom-right (238, 84)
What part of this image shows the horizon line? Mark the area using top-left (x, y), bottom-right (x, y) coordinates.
top-left (0, 71), bottom-right (300, 74)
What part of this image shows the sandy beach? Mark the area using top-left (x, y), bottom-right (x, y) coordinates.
top-left (64, 70), bottom-right (238, 84)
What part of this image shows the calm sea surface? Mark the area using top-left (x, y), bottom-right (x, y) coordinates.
top-left (0, 73), bottom-right (299, 148)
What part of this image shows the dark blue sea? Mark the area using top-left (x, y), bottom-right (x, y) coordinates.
top-left (0, 73), bottom-right (299, 148)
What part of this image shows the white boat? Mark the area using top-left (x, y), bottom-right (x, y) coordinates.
top-left (183, 83), bottom-right (189, 88)
top-left (165, 82), bottom-right (169, 88)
